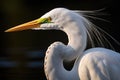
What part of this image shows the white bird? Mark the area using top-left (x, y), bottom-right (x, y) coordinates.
top-left (5, 8), bottom-right (120, 80)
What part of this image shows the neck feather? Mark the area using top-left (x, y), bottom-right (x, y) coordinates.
top-left (63, 21), bottom-right (87, 60)
top-left (44, 42), bottom-right (81, 80)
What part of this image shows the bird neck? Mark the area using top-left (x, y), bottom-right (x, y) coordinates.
top-left (44, 20), bottom-right (87, 80)
top-left (63, 22), bottom-right (87, 59)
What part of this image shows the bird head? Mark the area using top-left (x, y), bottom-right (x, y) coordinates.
top-left (5, 8), bottom-right (80, 32)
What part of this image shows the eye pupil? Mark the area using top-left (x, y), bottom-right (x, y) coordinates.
top-left (48, 17), bottom-right (52, 21)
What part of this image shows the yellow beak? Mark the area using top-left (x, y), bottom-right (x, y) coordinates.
top-left (5, 19), bottom-right (40, 32)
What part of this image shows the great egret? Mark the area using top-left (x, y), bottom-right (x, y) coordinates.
top-left (5, 8), bottom-right (120, 80)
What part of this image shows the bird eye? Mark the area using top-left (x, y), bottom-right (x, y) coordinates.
top-left (48, 17), bottom-right (52, 22)
top-left (37, 17), bottom-right (52, 24)
top-left (42, 17), bottom-right (52, 23)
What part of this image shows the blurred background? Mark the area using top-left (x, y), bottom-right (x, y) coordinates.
top-left (0, 0), bottom-right (119, 80)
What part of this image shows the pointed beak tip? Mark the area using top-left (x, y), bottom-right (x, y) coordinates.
top-left (4, 18), bottom-right (42, 33)
top-left (4, 29), bottom-right (10, 32)
top-left (4, 28), bottom-right (17, 32)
